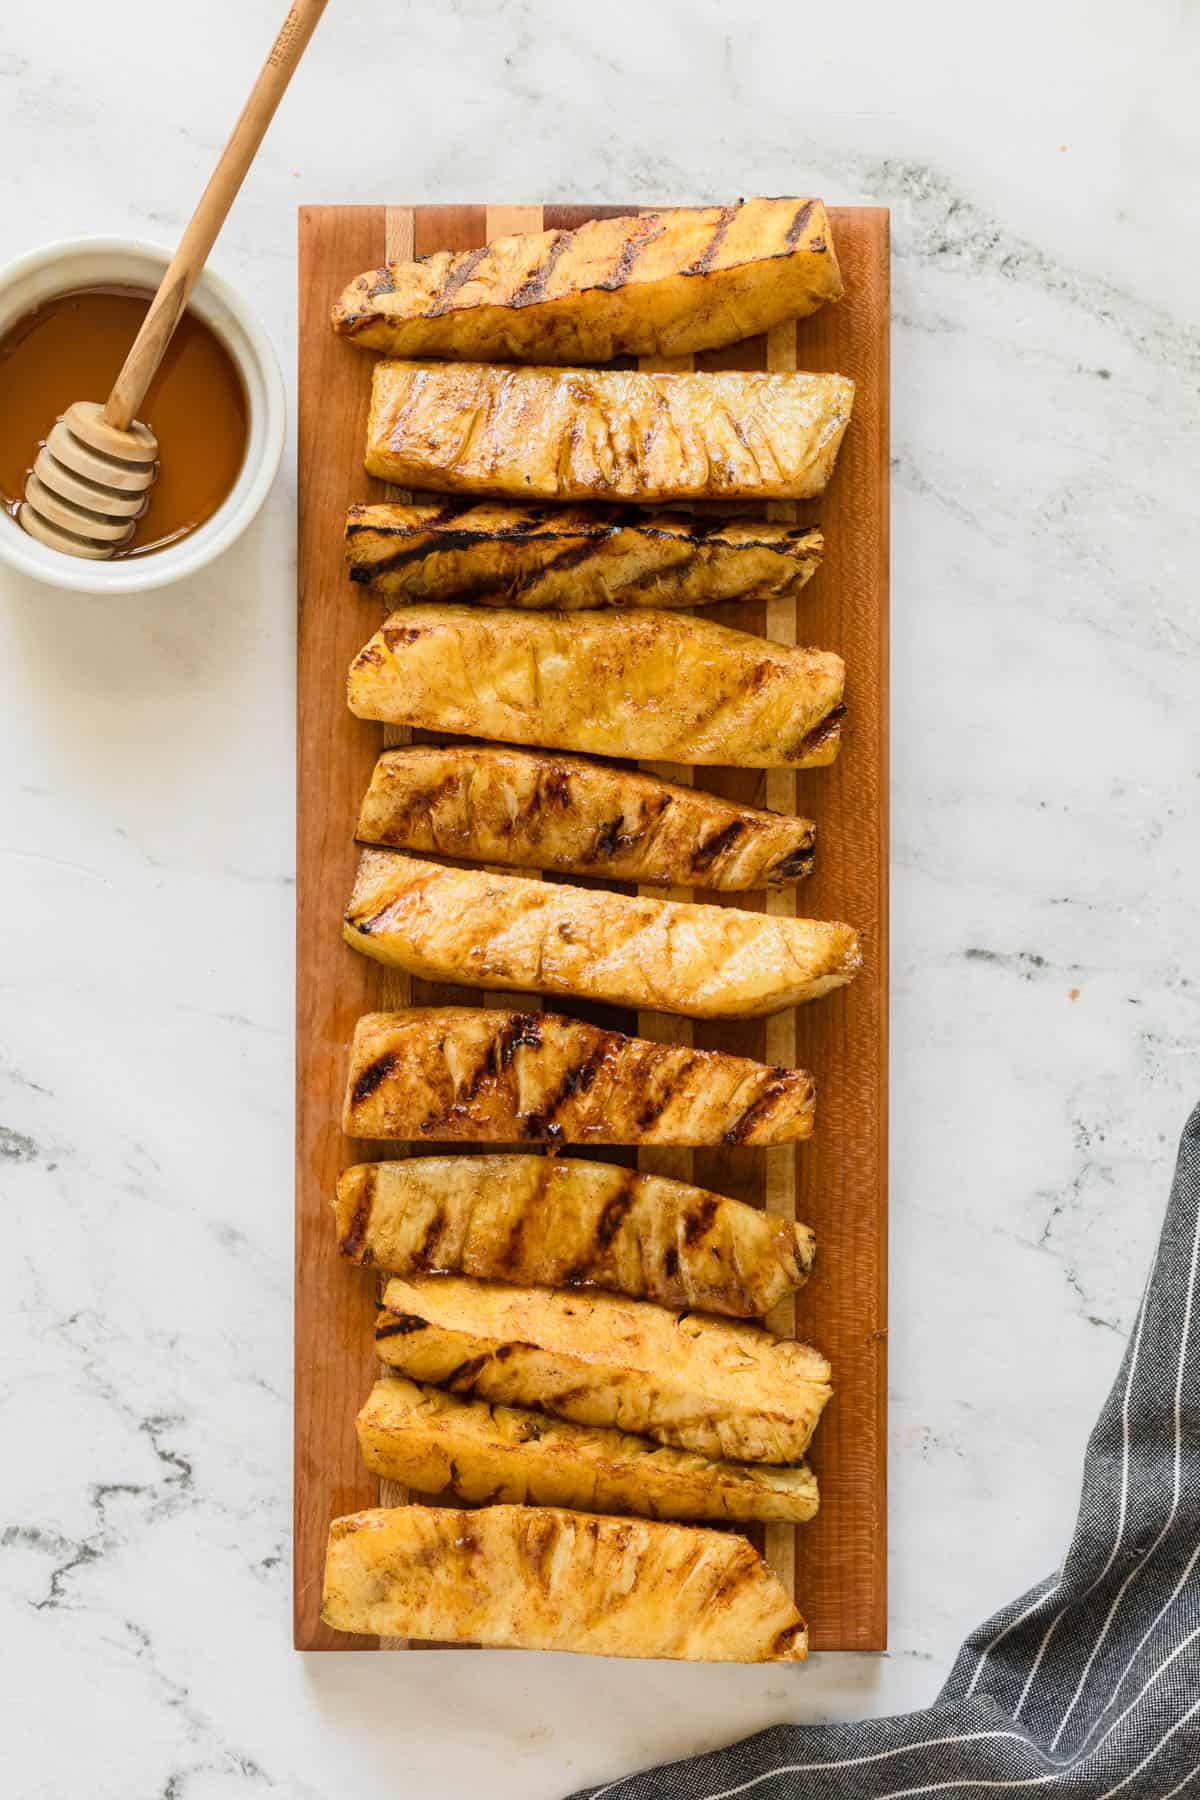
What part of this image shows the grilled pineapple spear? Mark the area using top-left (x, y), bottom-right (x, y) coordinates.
top-left (332, 196), bottom-right (841, 364)
top-left (357, 1377), bottom-right (820, 1525)
top-left (366, 361), bottom-right (854, 504)
top-left (344, 500), bottom-right (823, 611)
top-left (357, 746), bottom-right (818, 889)
top-left (334, 1154), bottom-right (815, 1318)
top-left (344, 847), bottom-right (860, 1019)
top-left (343, 1007), bottom-right (817, 1147)
top-left (323, 1504), bottom-right (808, 1661)
top-left (348, 606), bottom-right (845, 769)
top-left (375, 1275), bottom-right (832, 1463)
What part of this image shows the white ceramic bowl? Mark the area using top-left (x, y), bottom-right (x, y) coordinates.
top-left (0, 237), bottom-right (285, 594)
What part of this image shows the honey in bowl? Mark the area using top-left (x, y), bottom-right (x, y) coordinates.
top-left (0, 286), bottom-right (248, 558)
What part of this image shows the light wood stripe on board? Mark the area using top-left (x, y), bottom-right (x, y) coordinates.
top-left (635, 226), bottom-right (696, 1190)
top-left (482, 207), bottom-right (550, 1010)
top-left (762, 316), bottom-right (802, 1598)
top-left (376, 207), bottom-right (417, 1646)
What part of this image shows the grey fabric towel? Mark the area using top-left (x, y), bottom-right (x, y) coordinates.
top-left (569, 1102), bottom-right (1200, 1800)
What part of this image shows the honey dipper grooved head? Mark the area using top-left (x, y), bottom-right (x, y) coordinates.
top-left (19, 400), bottom-right (159, 561)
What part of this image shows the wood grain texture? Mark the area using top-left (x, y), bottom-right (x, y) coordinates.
top-left (295, 204), bottom-right (889, 1653)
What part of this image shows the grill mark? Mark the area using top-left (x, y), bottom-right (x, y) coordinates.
top-left (386, 511), bottom-right (607, 546)
top-left (772, 842), bottom-right (817, 881)
top-left (687, 513), bottom-right (731, 540)
top-left (499, 1209), bottom-right (527, 1272)
top-left (675, 664), bottom-right (775, 750)
top-left (682, 1195), bottom-right (720, 1246)
top-left (508, 510), bottom-right (551, 536)
top-left (594, 1190), bottom-right (633, 1249)
top-left (723, 1074), bottom-right (806, 1146)
top-left (772, 1621), bottom-right (807, 1658)
top-left (679, 518), bottom-right (819, 551)
top-left (351, 1052), bottom-right (397, 1107)
top-left (560, 1043), bottom-right (607, 1098)
top-left (365, 772), bottom-right (461, 847)
top-left (522, 539), bottom-right (607, 583)
top-left (521, 1117), bottom-right (565, 1145)
top-left (541, 767), bottom-right (571, 810)
top-left (382, 625), bottom-right (424, 650)
top-left (636, 1091), bottom-right (671, 1131)
top-left (426, 244), bottom-right (490, 317)
top-left (635, 1054), bottom-right (695, 1130)
top-left (592, 815), bottom-right (636, 860)
top-left (683, 204), bottom-right (736, 276)
top-left (709, 1558), bottom-right (757, 1606)
top-left (784, 200), bottom-right (817, 247)
top-left (519, 552), bottom-right (617, 605)
top-left (380, 365), bottom-right (428, 449)
top-left (496, 1013), bottom-right (544, 1068)
top-left (346, 904), bottom-right (389, 936)
top-left (352, 518), bottom-right (486, 580)
top-left (347, 498), bottom-right (476, 542)
top-left (454, 1041), bottom-right (511, 1109)
top-left (508, 230), bottom-right (573, 307)
top-left (419, 1029), bottom-right (530, 1131)
top-left (663, 1245), bottom-right (680, 1280)
top-left (637, 384), bottom-right (671, 476)
top-left (375, 1312), bottom-right (429, 1339)
top-left (519, 1039), bottom-right (608, 1141)
top-left (597, 215), bottom-right (665, 291)
top-left (524, 1513), bottom-right (559, 1590)
top-left (370, 567), bottom-right (505, 603)
top-left (615, 550), bottom-right (705, 604)
top-left (339, 1167), bottom-right (378, 1261)
top-left (505, 783), bottom-right (537, 838)
top-left (511, 770), bottom-right (555, 835)
top-left (414, 1207), bottom-right (447, 1270)
top-left (788, 701), bottom-right (847, 762)
top-left (548, 1386), bottom-right (589, 1410)
top-left (443, 1355), bottom-right (491, 1390)
top-left (583, 796), bottom-right (669, 869)
top-left (428, 498), bottom-right (478, 526)
top-left (689, 819), bottom-right (745, 874)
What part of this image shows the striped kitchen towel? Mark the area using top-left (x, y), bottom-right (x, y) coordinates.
top-left (569, 1101), bottom-right (1200, 1800)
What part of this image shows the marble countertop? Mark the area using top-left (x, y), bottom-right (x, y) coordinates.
top-left (2, 1), bottom-right (1197, 1794)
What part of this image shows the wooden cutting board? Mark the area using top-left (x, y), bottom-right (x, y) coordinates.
top-left (296, 203), bottom-right (889, 1653)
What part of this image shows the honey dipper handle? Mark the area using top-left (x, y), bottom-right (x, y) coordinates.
top-left (103, 0), bottom-right (330, 433)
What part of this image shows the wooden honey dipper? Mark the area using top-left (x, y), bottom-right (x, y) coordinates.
top-left (20, 0), bottom-right (328, 560)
